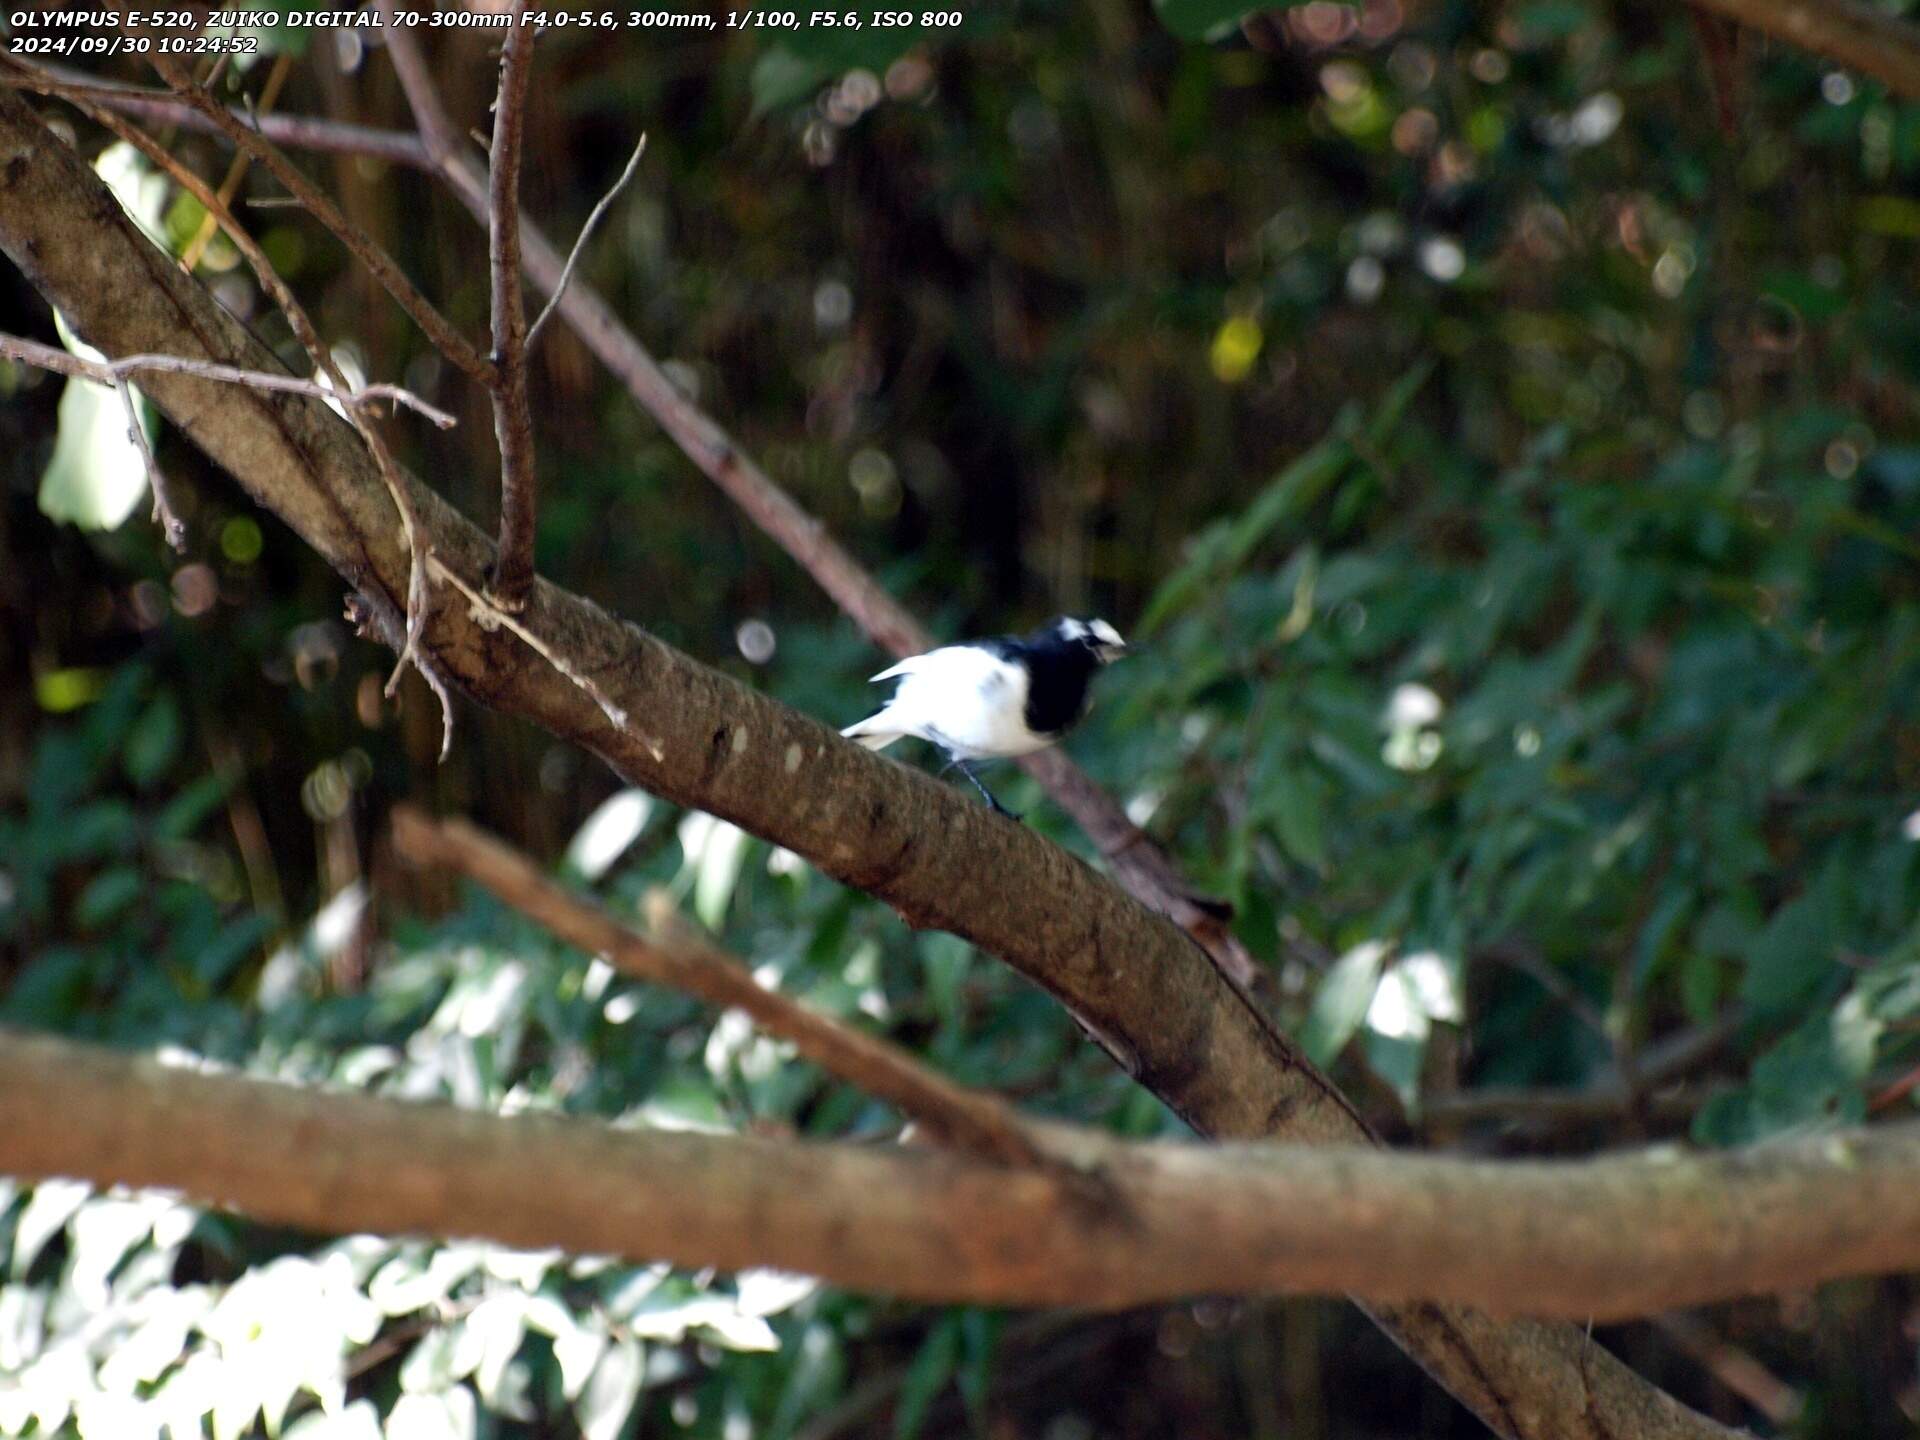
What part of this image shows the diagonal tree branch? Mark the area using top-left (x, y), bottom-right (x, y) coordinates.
top-left (6, 1029), bottom-right (1920, 1322)
top-left (372, 20), bottom-right (1258, 989)
top-left (482, 1), bottom-right (540, 612)
top-left (1683, 0), bottom-right (1920, 98)
top-left (391, 807), bottom-right (1044, 1166)
top-left (28, 72), bottom-right (454, 747)
top-left (525, 131), bottom-right (646, 356)
top-left (138, 46), bottom-right (496, 389)
top-left (2, 62), bottom-right (436, 167)
top-left (0, 87), bottom-right (1735, 1439)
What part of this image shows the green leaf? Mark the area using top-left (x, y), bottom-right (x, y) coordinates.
top-left (1140, 438), bottom-right (1351, 632)
top-left (750, 47), bottom-right (831, 118)
top-left (75, 867), bottom-right (142, 929)
top-left (1266, 771), bottom-right (1327, 869)
top-left (12, 1179), bottom-right (91, 1279)
top-left (576, 1336), bottom-right (645, 1440)
top-left (1631, 887), bottom-right (1692, 992)
top-left (156, 773), bottom-right (232, 841)
top-left (1741, 894), bottom-right (1835, 1017)
top-left (1152, 0), bottom-right (1264, 42)
top-left (1299, 940), bottom-right (1388, 1066)
top-left (679, 813), bottom-right (751, 929)
top-left (894, 1316), bottom-right (960, 1440)
top-left (384, 1387), bottom-right (477, 1440)
top-left (124, 695), bottom-right (182, 789)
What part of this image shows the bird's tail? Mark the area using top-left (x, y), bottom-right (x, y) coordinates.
top-left (841, 713), bottom-right (902, 751)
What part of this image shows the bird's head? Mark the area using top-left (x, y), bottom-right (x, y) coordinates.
top-left (1050, 615), bottom-right (1130, 664)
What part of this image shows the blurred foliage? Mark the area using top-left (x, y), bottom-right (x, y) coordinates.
top-left (6, 0), bottom-right (1920, 1434)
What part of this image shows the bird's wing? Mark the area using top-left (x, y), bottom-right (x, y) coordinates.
top-left (869, 648), bottom-right (951, 684)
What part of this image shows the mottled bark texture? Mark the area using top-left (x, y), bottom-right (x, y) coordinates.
top-left (0, 89), bottom-right (1734, 1439)
top-left (6, 1031), bottom-right (1920, 1323)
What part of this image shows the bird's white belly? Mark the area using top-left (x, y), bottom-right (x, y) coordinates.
top-left (890, 651), bottom-right (1046, 760)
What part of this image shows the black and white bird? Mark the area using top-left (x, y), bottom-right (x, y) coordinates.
top-left (842, 616), bottom-right (1129, 816)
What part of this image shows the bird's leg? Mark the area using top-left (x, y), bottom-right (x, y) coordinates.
top-left (955, 760), bottom-right (1020, 821)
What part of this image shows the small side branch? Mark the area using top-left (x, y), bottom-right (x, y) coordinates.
top-left (525, 132), bottom-right (647, 355)
top-left (0, 59), bottom-right (434, 167)
top-left (0, 331), bottom-right (456, 428)
top-left (140, 49), bottom-right (495, 389)
top-left (48, 86), bottom-right (450, 752)
top-left (114, 376), bottom-right (184, 551)
top-left (391, 807), bottom-right (1044, 1166)
top-left (484, 1), bottom-right (540, 612)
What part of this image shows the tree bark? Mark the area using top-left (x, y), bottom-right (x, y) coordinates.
top-left (1685, 0), bottom-right (1920, 99)
top-left (6, 1031), bottom-right (1919, 1323)
top-left (0, 88), bottom-right (1735, 1439)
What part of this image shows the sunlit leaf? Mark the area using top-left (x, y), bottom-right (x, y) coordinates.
top-left (1300, 940), bottom-right (1389, 1065)
top-left (576, 1337), bottom-right (644, 1440)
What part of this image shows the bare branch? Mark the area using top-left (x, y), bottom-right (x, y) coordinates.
top-left (375, 13), bottom-right (465, 164)
top-left (0, 331), bottom-right (456, 428)
top-left (115, 375), bottom-right (185, 551)
top-left (424, 550), bottom-right (640, 742)
top-left (525, 132), bottom-right (647, 355)
top-left (6, 1029), bottom-right (1920, 1323)
top-left (40, 78), bottom-right (449, 749)
top-left (0, 60), bottom-right (435, 168)
top-left (1651, 1313), bottom-right (1804, 1426)
top-left (1686, 0), bottom-right (1920, 99)
top-left (483, 1), bottom-right (540, 612)
top-left (391, 808), bottom-right (1045, 1166)
top-left (180, 52), bottom-right (292, 272)
top-left (139, 48), bottom-right (496, 389)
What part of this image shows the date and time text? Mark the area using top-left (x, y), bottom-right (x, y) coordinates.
top-left (6, 7), bottom-right (961, 54)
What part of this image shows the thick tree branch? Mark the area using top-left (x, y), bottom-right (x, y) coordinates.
top-left (483, 2), bottom-right (539, 611)
top-left (0, 89), bottom-right (1733, 1439)
top-left (390, 808), bottom-right (1044, 1166)
top-left (5, 1030), bottom-right (1920, 1322)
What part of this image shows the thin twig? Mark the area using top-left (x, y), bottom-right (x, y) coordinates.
top-left (423, 550), bottom-right (647, 749)
top-left (0, 59), bottom-right (435, 167)
top-left (180, 52), bottom-right (291, 271)
top-left (114, 376), bottom-right (185, 551)
top-left (139, 48), bottom-right (495, 388)
top-left (0, 332), bottom-right (456, 428)
top-left (49, 86), bottom-right (450, 752)
top-left (373, 8), bottom-right (464, 163)
top-left (1651, 1313), bottom-right (1804, 1426)
top-left (483, 1), bottom-right (540, 612)
top-left (391, 808), bottom-right (1046, 1167)
top-left (524, 132), bottom-right (647, 354)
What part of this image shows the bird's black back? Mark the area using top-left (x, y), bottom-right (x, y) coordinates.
top-left (983, 628), bottom-right (1102, 739)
